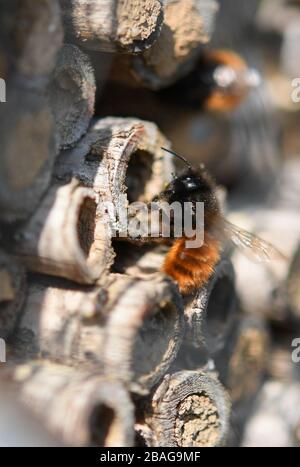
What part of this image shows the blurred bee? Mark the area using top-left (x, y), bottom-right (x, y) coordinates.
top-left (159, 49), bottom-right (261, 112)
top-left (150, 148), bottom-right (284, 295)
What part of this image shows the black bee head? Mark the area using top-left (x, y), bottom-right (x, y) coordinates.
top-left (158, 169), bottom-right (202, 202)
top-left (155, 167), bottom-right (219, 210)
top-left (156, 149), bottom-right (220, 226)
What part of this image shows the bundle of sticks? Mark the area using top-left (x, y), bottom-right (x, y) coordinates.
top-left (1, 0), bottom-right (297, 447)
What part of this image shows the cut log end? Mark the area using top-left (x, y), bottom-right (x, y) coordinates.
top-left (0, 87), bottom-right (57, 223)
top-left (104, 274), bottom-right (184, 394)
top-left (13, 180), bottom-right (111, 284)
top-left (60, 0), bottom-right (163, 53)
top-left (141, 370), bottom-right (231, 447)
top-left (0, 0), bottom-right (63, 223)
top-left (174, 392), bottom-right (220, 447)
top-left (13, 272), bottom-right (183, 395)
top-left (184, 259), bottom-right (237, 354)
top-left (0, 0), bottom-right (63, 78)
top-left (116, 0), bottom-right (164, 53)
top-left (2, 362), bottom-right (135, 447)
top-left (54, 117), bottom-right (174, 274)
top-left (13, 278), bottom-right (107, 365)
top-left (55, 117), bottom-right (173, 202)
top-left (131, 295), bottom-right (183, 391)
top-left (48, 44), bottom-right (96, 150)
top-left (112, 0), bottom-right (219, 89)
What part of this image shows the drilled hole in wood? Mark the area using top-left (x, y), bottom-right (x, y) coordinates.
top-left (125, 150), bottom-right (154, 203)
top-left (77, 197), bottom-right (97, 260)
top-left (89, 404), bottom-right (117, 447)
top-left (206, 275), bottom-right (235, 340)
top-left (132, 302), bottom-right (178, 381)
top-left (111, 241), bottom-right (154, 273)
top-left (174, 392), bottom-right (220, 447)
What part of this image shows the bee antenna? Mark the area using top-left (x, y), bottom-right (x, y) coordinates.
top-left (161, 147), bottom-right (193, 170)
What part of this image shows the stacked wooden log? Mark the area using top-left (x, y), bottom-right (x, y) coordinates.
top-left (0, 0), bottom-right (297, 448)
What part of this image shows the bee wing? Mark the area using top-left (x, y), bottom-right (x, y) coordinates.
top-left (221, 219), bottom-right (287, 263)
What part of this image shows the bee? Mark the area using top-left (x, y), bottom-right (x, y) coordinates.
top-left (159, 49), bottom-right (261, 112)
top-left (150, 147), bottom-right (284, 295)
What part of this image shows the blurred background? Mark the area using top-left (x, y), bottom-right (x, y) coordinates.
top-left (1, 0), bottom-right (300, 447)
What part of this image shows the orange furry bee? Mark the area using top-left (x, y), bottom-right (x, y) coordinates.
top-left (159, 49), bottom-right (261, 112)
top-left (151, 148), bottom-right (284, 295)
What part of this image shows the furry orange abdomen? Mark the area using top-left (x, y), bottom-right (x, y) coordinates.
top-left (162, 233), bottom-right (221, 294)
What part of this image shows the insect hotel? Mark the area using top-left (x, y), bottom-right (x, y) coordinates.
top-left (1, 0), bottom-right (300, 448)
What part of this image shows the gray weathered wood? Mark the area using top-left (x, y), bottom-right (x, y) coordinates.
top-left (137, 370), bottom-right (231, 447)
top-left (0, 0), bottom-right (63, 79)
top-left (0, 0), bottom-right (63, 223)
top-left (48, 44), bottom-right (96, 150)
top-left (110, 0), bottom-right (219, 89)
top-left (1, 361), bottom-right (134, 447)
top-left (184, 259), bottom-right (236, 354)
top-left (59, 0), bottom-right (164, 53)
top-left (102, 273), bottom-right (184, 394)
top-left (13, 273), bottom-right (184, 395)
top-left (13, 180), bottom-right (111, 284)
top-left (54, 117), bottom-right (173, 205)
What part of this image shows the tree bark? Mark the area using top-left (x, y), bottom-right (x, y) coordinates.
top-left (1, 361), bottom-right (135, 447)
top-left (13, 179), bottom-right (111, 284)
top-left (54, 117), bottom-right (173, 206)
top-left (48, 44), bottom-right (96, 150)
top-left (13, 275), bottom-right (107, 365)
top-left (59, 0), bottom-right (164, 53)
top-left (54, 117), bottom-right (174, 249)
top-left (102, 273), bottom-right (184, 394)
top-left (109, 0), bottom-right (218, 89)
top-left (0, 0), bottom-right (63, 80)
top-left (0, 81), bottom-right (58, 223)
top-left (12, 117), bottom-right (174, 283)
top-left (0, 0), bottom-right (63, 223)
top-left (13, 273), bottom-right (184, 395)
top-left (183, 258), bottom-right (237, 355)
top-left (112, 246), bottom-right (237, 358)
top-left (136, 370), bottom-right (231, 447)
